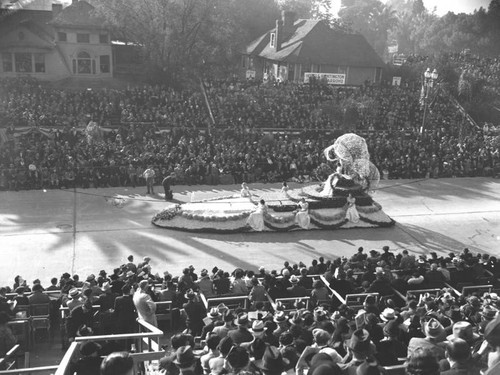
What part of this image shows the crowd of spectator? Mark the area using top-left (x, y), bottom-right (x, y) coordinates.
top-left (2, 246), bottom-right (500, 375)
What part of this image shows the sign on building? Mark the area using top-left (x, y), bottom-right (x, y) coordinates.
top-left (392, 76), bottom-right (401, 86)
top-left (304, 73), bottom-right (346, 85)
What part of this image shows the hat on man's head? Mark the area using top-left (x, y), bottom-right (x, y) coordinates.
top-left (207, 307), bottom-right (221, 320)
top-left (290, 275), bottom-right (299, 284)
top-left (380, 308), bottom-right (396, 322)
top-left (101, 282), bottom-right (111, 292)
top-left (259, 345), bottom-right (289, 373)
top-left (447, 321), bottom-right (480, 344)
top-left (273, 311), bottom-right (287, 324)
top-left (126, 270), bottom-right (135, 278)
top-left (138, 280), bottom-right (149, 289)
top-left (79, 341), bottom-right (101, 356)
top-left (250, 320), bottom-right (265, 334)
top-left (200, 269), bottom-right (208, 277)
top-left (482, 306), bottom-right (498, 321)
top-left (383, 320), bottom-right (400, 337)
top-left (217, 303), bottom-right (229, 315)
top-left (348, 329), bottom-right (374, 356)
top-left (184, 289), bottom-right (196, 300)
top-left (424, 318), bottom-right (445, 340)
top-left (235, 313), bottom-right (249, 326)
top-left (68, 288), bottom-right (80, 299)
top-left (86, 274), bottom-right (95, 282)
top-left (173, 346), bottom-right (195, 368)
top-left (143, 256), bottom-right (151, 262)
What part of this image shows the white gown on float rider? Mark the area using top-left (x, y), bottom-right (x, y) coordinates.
top-left (246, 202), bottom-right (267, 231)
top-left (295, 201), bottom-right (310, 229)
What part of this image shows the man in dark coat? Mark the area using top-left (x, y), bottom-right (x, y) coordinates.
top-left (182, 291), bottom-right (206, 336)
top-left (162, 173), bottom-right (175, 201)
top-left (113, 284), bottom-right (137, 334)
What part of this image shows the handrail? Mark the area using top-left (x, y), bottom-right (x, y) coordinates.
top-left (0, 344), bottom-right (20, 370)
top-left (320, 276), bottom-right (346, 305)
top-left (391, 287), bottom-right (407, 303)
top-left (0, 366), bottom-right (59, 374)
top-left (461, 284), bottom-right (492, 295)
top-left (54, 341), bottom-right (79, 375)
top-left (199, 293), bottom-right (208, 310)
top-left (444, 283), bottom-right (461, 296)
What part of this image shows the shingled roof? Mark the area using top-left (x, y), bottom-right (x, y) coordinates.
top-left (245, 19), bottom-right (384, 68)
top-left (50, 0), bottom-right (106, 29)
top-left (0, 9), bottom-right (55, 46)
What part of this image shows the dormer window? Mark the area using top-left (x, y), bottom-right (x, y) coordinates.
top-left (270, 32), bottom-right (276, 48)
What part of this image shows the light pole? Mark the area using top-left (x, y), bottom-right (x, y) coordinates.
top-left (420, 68), bottom-right (438, 134)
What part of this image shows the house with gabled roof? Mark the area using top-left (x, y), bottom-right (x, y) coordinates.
top-left (241, 11), bottom-right (385, 85)
top-left (0, 0), bottom-right (112, 80)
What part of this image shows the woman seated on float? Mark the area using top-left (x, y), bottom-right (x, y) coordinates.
top-left (246, 199), bottom-right (267, 231)
top-left (240, 182), bottom-right (251, 198)
top-left (294, 198), bottom-right (310, 229)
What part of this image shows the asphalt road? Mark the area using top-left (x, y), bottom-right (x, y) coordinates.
top-left (1, 177), bottom-right (499, 287)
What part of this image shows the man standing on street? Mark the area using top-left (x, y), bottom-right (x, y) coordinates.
top-left (143, 165), bottom-right (155, 195)
top-left (162, 172), bottom-right (175, 201)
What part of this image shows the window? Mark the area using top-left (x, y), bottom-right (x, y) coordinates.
top-left (270, 32), bottom-right (275, 47)
top-left (34, 53), bottom-right (45, 73)
top-left (76, 33), bottom-right (90, 43)
top-left (100, 55), bottom-right (110, 73)
top-left (15, 52), bottom-right (32, 73)
top-left (241, 56), bottom-right (247, 68)
top-left (2, 52), bottom-right (13, 72)
top-left (58, 32), bottom-right (67, 42)
top-left (99, 34), bottom-right (108, 44)
top-left (77, 51), bottom-right (91, 74)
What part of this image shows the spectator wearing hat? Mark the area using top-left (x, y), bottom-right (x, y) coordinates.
top-left (70, 341), bottom-right (102, 375)
top-left (197, 269), bottom-right (214, 297)
top-left (96, 282), bottom-right (116, 312)
top-left (67, 288), bottom-right (84, 312)
top-left (258, 345), bottom-right (291, 375)
top-left (249, 278), bottom-right (267, 304)
top-left (179, 268), bottom-right (196, 294)
top-left (446, 321), bottom-right (481, 348)
top-left (249, 320), bottom-right (265, 341)
top-left (479, 306), bottom-right (498, 334)
top-left (376, 319), bottom-right (407, 366)
top-left (183, 290), bottom-right (207, 336)
top-left (339, 329), bottom-right (376, 375)
top-left (225, 345), bottom-right (253, 374)
top-left (408, 318), bottom-right (447, 360)
top-left (133, 280), bottom-right (157, 327)
top-left (228, 313), bottom-right (253, 345)
top-left (142, 165), bottom-right (155, 194)
top-left (273, 311), bottom-right (290, 338)
top-left (212, 311), bottom-right (236, 339)
top-left (201, 307), bottom-right (222, 340)
top-left (287, 275), bottom-right (308, 297)
top-left (440, 338), bottom-right (481, 375)
top-left (312, 328), bottom-right (342, 363)
top-left (407, 271), bottom-right (425, 288)
top-left (367, 270), bottom-right (393, 296)
top-left (159, 333), bottom-right (195, 375)
top-left (66, 300), bottom-right (94, 340)
top-left (173, 346), bottom-right (201, 375)
top-left (200, 334), bottom-right (221, 374)
top-left (113, 284), bottom-right (137, 334)
top-left (208, 336), bottom-right (234, 374)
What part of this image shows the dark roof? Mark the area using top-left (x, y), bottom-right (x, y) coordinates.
top-left (245, 19), bottom-right (384, 68)
top-left (0, 9), bottom-right (55, 45)
top-left (50, 0), bottom-right (106, 29)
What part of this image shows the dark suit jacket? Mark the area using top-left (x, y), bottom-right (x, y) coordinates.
top-left (113, 295), bottom-right (137, 333)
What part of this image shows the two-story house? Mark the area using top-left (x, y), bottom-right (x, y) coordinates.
top-left (241, 11), bottom-right (385, 85)
top-left (0, 0), bottom-right (112, 81)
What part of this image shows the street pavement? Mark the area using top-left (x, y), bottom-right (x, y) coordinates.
top-left (0, 177), bottom-right (499, 287)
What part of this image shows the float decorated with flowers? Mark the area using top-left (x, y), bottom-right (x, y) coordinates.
top-left (152, 133), bottom-right (395, 233)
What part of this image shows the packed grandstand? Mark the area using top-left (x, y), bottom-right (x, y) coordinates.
top-left (1, 247), bottom-right (500, 374)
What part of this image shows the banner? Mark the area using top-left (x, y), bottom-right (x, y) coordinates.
top-left (304, 73), bottom-right (346, 85)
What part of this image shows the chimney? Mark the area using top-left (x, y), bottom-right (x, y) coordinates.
top-left (282, 10), bottom-right (296, 38)
top-left (275, 19), bottom-right (282, 52)
top-left (52, 3), bottom-right (62, 18)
